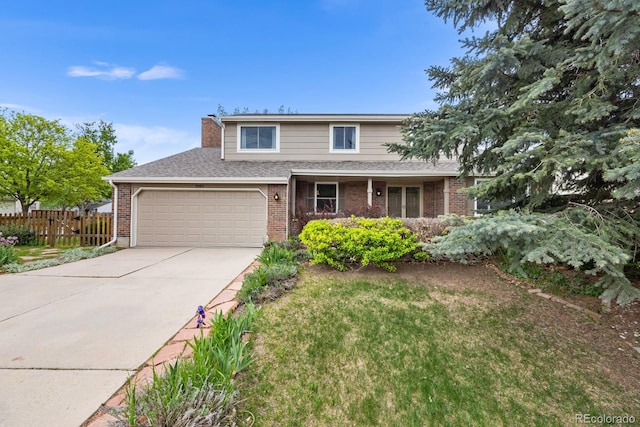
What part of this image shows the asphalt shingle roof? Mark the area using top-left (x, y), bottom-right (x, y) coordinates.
top-left (106, 148), bottom-right (461, 182)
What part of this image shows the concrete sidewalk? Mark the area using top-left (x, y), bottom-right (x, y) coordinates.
top-left (0, 247), bottom-right (260, 427)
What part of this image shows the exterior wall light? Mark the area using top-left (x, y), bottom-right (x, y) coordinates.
top-left (274, 192), bottom-right (280, 201)
top-left (376, 188), bottom-right (382, 197)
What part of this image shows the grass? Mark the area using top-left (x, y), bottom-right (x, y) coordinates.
top-left (12, 245), bottom-right (62, 261)
top-left (237, 270), bottom-right (639, 426)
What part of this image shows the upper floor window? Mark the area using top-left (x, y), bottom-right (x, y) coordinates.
top-left (237, 124), bottom-right (279, 152)
top-left (330, 124), bottom-right (359, 152)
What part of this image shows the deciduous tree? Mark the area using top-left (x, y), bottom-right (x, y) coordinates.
top-left (47, 136), bottom-right (110, 211)
top-left (77, 120), bottom-right (136, 174)
top-left (0, 111), bottom-right (70, 214)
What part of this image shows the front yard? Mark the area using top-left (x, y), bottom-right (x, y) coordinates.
top-left (237, 263), bottom-right (640, 426)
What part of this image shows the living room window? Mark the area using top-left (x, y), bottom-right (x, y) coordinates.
top-left (237, 124), bottom-right (279, 151)
top-left (330, 124), bottom-right (359, 152)
top-left (315, 182), bottom-right (338, 213)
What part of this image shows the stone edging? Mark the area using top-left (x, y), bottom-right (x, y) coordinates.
top-left (82, 260), bottom-right (260, 427)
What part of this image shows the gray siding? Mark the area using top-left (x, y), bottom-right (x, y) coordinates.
top-left (223, 121), bottom-right (407, 161)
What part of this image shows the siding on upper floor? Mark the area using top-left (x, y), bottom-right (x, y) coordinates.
top-left (222, 121), bottom-right (408, 161)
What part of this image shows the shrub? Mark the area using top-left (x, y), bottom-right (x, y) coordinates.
top-left (257, 243), bottom-right (294, 267)
top-left (0, 232), bottom-right (19, 267)
top-left (299, 217), bottom-right (419, 272)
top-left (400, 217), bottom-right (449, 243)
top-left (263, 263), bottom-right (298, 284)
top-left (0, 225), bottom-right (36, 246)
top-left (239, 242), bottom-right (302, 304)
top-left (237, 266), bottom-right (269, 304)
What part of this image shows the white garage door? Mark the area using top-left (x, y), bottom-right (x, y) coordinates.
top-left (135, 190), bottom-right (266, 247)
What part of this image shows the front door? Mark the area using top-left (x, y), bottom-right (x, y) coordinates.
top-left (387, 186), bottom-right (421, 218)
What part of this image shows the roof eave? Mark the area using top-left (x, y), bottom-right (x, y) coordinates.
top-left (103, 176), bottom-right (289, 184)
top-left (291, 169), bottom-right (459, 177)
top-left (220, 114), bottom-right (410, 123)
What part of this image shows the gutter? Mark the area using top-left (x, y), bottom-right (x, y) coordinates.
top-left (105, 176), bottom-right (289, 184)
top-left (99, 180), bottom-right (118, 248)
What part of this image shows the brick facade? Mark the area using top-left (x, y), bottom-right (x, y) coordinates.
top-left (267, 184), bottom-right (288, 242)
top-left (201, 116), bottom-right (222, 148)
top-left (344, 182), bottom-right (368, 213)
top-left (423, 182), bottom-right (436, 217)
top-left (448, 177), bottom-right (468, 216)
top-left (115, 183), bottom-right (132, 246)
top-left (371, 181), bottom-right (386, 215)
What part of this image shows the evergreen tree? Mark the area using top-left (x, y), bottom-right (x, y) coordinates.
top-left (388, 0), bottom-right (640, 303)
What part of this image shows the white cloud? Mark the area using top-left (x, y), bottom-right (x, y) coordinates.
top-left (0, 103), bottom-right (42, 113)
top-left (137, 64), bottom-right (185, 81)
top-left (67, 62), bottom-right (136, 80)
top-left (114, 123), bottom-right (199, 165)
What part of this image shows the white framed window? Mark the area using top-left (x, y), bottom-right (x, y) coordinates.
top-left (329, 124), bottom-right (359, 153)
top-left (315, 182), bottom-right (338, 213)
top-left (237, 124), bottom-right (280, 152)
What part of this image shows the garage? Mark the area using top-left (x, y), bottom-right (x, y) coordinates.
top-left (134, 189), bottom-right (267, 247)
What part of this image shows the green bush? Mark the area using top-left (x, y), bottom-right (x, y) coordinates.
top-left (257, 243), bottom-right (294, 266)
top-left (238, 266), bottom-right (270, 304)
top-left (299, 217), bottom-right (419, 272)
top-left (0, 225), bottom-right (37, 246)
top-left (239, 242), bottom-right (302, 304)
top-left (263, 262), bottom-right (298, 284)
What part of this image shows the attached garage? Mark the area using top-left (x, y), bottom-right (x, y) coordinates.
top-left (133, 188), bottom-right (267, 247)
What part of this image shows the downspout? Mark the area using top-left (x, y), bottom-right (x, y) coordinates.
top-left (99, 180), bottom-right (118, 248)
top-left (367, 178), bottom-right (373, 207)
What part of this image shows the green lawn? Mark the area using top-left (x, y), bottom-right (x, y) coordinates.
top-left (12, 245), bottom-right (62, 262)
top-left (237, 266), bottom-right (640, 427)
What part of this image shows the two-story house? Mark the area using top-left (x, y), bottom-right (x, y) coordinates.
top-left (105, 114), bottom-right (476, 248)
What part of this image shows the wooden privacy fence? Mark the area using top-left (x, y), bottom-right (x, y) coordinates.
top-left (0, 211), bottom-right (113, 247)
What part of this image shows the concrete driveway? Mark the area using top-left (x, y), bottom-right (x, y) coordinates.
top-left (0, 247), bottom-right (260, 427)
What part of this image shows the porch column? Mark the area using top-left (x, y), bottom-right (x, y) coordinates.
top-left (443, 178), bottom-right (450, 215)
top-left (367, 178), bottom-right (373, 207)
top-left (291, 177), bottom-right (297, 216)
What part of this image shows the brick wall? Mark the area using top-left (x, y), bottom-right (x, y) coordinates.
top-left (267, 184), bottom-right (288, 241)
top-left (371, 181), bottom-right (386, 215)
top-left (116, 183), bottom-right (132, 239)
top-left (423, 182), bottom-right (435, 217)
top-left (201, 116), bottom-right (222, 148)
top-left (344, 182), bottom-right (368, 213)
top-left (449, 177), bottom-right (469, 216)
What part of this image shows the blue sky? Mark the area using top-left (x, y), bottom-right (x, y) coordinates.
top-left (1, 0), bottom-right (466, 165)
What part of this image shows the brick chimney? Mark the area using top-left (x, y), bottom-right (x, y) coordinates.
top-left (201, 115), bottom-right (222, 148)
